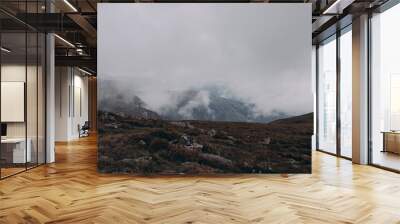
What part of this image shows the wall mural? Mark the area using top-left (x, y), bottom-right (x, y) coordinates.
top-left (98, 3), bottom-right (313, 174)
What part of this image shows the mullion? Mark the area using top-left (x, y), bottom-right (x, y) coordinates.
top-left (336, 30), bottom-right (341, 157)
top-left (316, 45), bottom-right (319, 151)
top-left (36, 0), bottom-right (39, 168)
top-left (25, 0), bottom-right (28, 171)
top-left (0, 24), bottom-right (2, 179)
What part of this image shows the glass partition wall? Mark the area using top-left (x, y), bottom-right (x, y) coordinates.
top-left (370, 3), bottom-right (400, 171)
top-left (317, 35), bottom-right (337, 155)
top-left (316, 26), bottom-right (353, 159)
top-left (339, 27), bottom-right (352, 159)
top-left (0, 31), bottom-right (27, 177)
top-left (0, 4), bottom-right (46, 179)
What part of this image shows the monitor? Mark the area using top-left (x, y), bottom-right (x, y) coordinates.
top-left (1, 123), bottom-right (7, 137)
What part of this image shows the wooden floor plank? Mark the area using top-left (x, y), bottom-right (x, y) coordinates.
top-left (0, 135), bottom-right (400, 223)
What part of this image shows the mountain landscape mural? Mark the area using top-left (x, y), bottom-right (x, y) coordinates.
top-left (98, 4), bottom-right (312, 174)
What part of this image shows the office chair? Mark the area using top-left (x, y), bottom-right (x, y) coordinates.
top-left (79, 121), bottom-right (90, 138)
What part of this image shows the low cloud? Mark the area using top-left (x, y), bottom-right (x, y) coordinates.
top-left (98, 4), bottom-right (313, 118)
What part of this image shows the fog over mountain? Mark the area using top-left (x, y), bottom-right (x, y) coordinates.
top-left (160, 87), bottom-right (288, 122)
top-left (100, 80), bottom-right (288, 122)
top-left (98, 4), bottom-right (312, 121)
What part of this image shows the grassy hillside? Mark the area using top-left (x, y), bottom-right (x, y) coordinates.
top-left (98, 111), bottom-right (312, 174)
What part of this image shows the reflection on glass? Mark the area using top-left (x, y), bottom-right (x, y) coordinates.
top-left (371, 3), bottom-right (400, 171)
top-left (318, 36), bottom-right (337, 154)
top-left (38, 33), bottom-right (46, 165)
top-left (1, 32), bottom-right (27, 177)
top-left (27, 31), bottom-right (38, 169)
top-left (0, 1), bottom-right (47, 179)
top-left (390, 75), bottom-right (400, 130)
top-left (340, 29), bottom-right (352, 158)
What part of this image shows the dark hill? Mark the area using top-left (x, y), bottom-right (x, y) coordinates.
top-left (269, 112), bottom-right (313, 125)
top-left (99, 95), bottom-right (160, 120)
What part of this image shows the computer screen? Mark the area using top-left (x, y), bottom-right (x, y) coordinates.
top-left (1, 123), bottom-right (7, 137)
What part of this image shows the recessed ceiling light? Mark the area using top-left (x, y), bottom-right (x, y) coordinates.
top-left (1, 47), bottom-right (11, 53)
top-left (54, 34), bottom-right (75, 48)
top-left (323, 0), bottom-right (344, 15)
top-left (78, 67), bottom-right (93, 76)
top-left (63, 0), bottom-right (78, 12)
top-left (322, 0), bottom-right (356, 15)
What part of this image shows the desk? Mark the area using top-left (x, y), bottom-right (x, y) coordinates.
top-left (1, 138), bottom-right (31, 163)
top-left (382, 131), bottom-right (400, 154)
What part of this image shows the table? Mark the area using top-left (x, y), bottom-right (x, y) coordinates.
top-left (382, 131), bottom-right (400, 154)
top-left (1, 138), bottom-right (32, 163)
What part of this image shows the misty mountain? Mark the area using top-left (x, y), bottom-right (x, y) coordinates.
top-left (99, 94), bottom-right (160, 119)
top-left (99, 80), bottom-right (160, 119)
top-left (160, 89), bottom-right (288, 123)
top-left (99, 80), bottom-right (290, 123)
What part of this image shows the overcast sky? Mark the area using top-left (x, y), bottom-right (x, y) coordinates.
top-left (98, 3), bottom-right (312, 116)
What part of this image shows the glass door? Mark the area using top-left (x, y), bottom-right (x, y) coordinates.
top-left (0, 1), bottom-right (47, 179)
top-left (317, 35), bottom-right (337, 154)
top-left (370, 3), bottom-right (400, 171)
top-left (1, 31), bottom-right (28, 178)
top-left (339, 27), bottom-right (352, 158)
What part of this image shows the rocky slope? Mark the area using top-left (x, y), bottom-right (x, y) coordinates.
top-left (98, 111), bottom-right (312, 174)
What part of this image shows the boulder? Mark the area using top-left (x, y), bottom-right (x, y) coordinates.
top-left (179, 134), bottom-right (193, 146)
top-left (184, 142), bottom-right (203, 151)
top-left (181, 162), bottom-right (216, 174)
top-left (227, 136), bottom-right (236, 141)
top-left (134, 156), bottom-right (152, 163)
top-left (169, 144), bottom-right (201, 162)
top-left (261, 137), bottom-right (271, 145)
top-left (199, 153), bottom-right (233, 169)
top-left (185, 122), bottom-right (195, 129)
top-left (207, 129), bottom-right (217, 137)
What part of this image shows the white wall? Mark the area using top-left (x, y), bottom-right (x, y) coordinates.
top-left (1, 65), bottom-right (26, 139)
top-left (55, 67), bottom-right (89, 141)
top-left (55, 66), bottom-right (70, 141)
top-left (72, 73), bottom-right (89, 138)
top-left (1, 65), bottom-right (42, 137)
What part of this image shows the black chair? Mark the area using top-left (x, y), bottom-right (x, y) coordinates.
top-left (79, 121), bottom-right (90, 138)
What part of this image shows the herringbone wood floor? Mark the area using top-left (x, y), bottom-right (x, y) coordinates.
top-left (1, 135), bottom-right (400, 224)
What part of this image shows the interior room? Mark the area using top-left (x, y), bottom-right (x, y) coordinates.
top-left (370, 2), bottom-right (400, 171)
top-left (0, 16), bottom-right (46, 178)
top-left (54, 66), bottom-right (92, 142)
top-left (0, 0), bottom-right (400, 223)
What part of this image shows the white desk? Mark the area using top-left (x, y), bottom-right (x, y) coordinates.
top-left (1, 138), bottom-right (31, 163)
